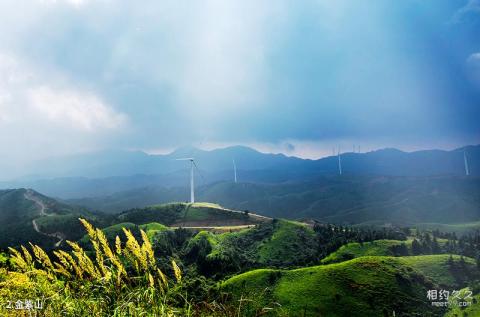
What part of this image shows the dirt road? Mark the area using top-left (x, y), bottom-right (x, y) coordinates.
top-left (24, 190), bottom-right (64, 247)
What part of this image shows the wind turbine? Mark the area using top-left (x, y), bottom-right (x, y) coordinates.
top-left (176, 158), bottom-right (197, 203)
top-left (233, 159), bottom-right (237, 183)
top-left (337, 146), bottom-right (342, 175)
top-left (464, 150), bottom-right (470, 176)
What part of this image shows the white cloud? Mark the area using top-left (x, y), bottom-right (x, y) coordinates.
top-left (0, 52), bottom-right (128, 175)
top-left (0, 52), bottom-right (126, 132)
top-left (27, 86), bottom-right (126, 132)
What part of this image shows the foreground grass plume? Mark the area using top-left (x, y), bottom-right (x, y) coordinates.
top-left (2, 218), bottom-right (186, 316)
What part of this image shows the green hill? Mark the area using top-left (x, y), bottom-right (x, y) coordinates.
top-left (0, 189), bottom-right (98, 248)
top-left (321, 240), bottom-right (413, 264)
top-left (183, 219), bottom-right (318, 276)
top-left (117, 202), bottom-right (268, 227)
top-left (220, 255), bottom-right (479, 317)
top-left (76, 202), bottom-right (269, 252)
top-left (102, 222), bottom-right (168, 239)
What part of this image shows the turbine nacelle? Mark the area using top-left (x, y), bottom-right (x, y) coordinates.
top-left (176, 158), bottom-right (194, 161)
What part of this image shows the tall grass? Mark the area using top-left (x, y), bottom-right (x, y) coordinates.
top-left (2, 218), bottom-right (189, 316)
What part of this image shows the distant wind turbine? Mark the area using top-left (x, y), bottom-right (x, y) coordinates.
top-left (176, 157), bottom-right (198, 203)
top-left (464, 150), bottom-right (470, 176)
top-left (233, 159), bottom-right (237, 183)
top-left (338, 146), bottom-right (342, 175)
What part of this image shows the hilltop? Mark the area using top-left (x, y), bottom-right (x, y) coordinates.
top-left (116, 202), bottom-right (269, 227)
top-left (183, 219), bottom-right (318, 276)
top-left (221, 255), bottom-right (479, 316)
top-left (80, 202), bottom-right (269, 246)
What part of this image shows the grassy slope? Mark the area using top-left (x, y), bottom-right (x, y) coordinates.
top-left (256, 220), bottom-right (315, 264)
top-left (0, 189), bottom-right (96, 248)
top-left (321, 240), bottom-right (412, 264)
top-left (399, 255), bottom-right (475, 287)
top-left (187, 219), bottom-right (317, 268)
top-left (117, 202), bottom-right (266, 227)
top-left (221, 255), bottom-right (476, 317)
top-left (0, 189), bottom-right (46, 247)
top-left (321, 238), bottom-right (449, 264)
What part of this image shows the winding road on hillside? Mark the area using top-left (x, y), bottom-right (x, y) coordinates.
top-left (24, 190), bottom-right (64, 247)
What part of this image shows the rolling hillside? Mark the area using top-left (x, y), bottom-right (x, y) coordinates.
top-left (184, 219), bottom-right (317, 275)
top-left (0, 189), bottom-right (102, 248)
top-left (221, 255), bottom-right (479, 316)
top-left (0, 188), bottom-right (271, 250)
top-left (81, 200), bottom-right (269, 247)
top-left (321, 240), bottom-right (414, 264)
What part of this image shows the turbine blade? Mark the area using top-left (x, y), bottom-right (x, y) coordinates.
top-left (192, 160), bottom-right (206, 183)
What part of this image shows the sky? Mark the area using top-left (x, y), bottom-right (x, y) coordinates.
top-left (0, 0), bottom-right (479, 173)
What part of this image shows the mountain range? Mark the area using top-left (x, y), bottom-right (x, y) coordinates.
top-left (1, 144), bottom-right (478, 199)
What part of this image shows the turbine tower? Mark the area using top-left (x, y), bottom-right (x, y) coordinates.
top-left (338, 146), bottom-right (342, 175)
top-left (233, 159), bottom-right (237, 183)
top-left (176, 158), bottom-right (196, 203)
top-left (464, 150), bottom-right (470, 176)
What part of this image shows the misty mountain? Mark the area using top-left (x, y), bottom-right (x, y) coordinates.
top-left (12, 146), bottom-right (309, 180)
top-left (67, 175), bottom-right (480, 228)
top-left (1, 144), bottom-right (478, 199)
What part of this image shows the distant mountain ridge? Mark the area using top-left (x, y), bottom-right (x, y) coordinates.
top-left (67, 175), bottom-right (480, 227)
top-left (1, 144), bottom-right (478, 199)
